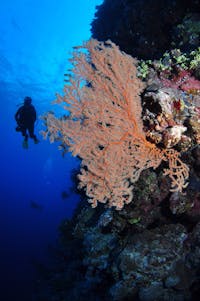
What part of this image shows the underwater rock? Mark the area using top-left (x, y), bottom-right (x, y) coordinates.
top-left (187, 222), bottom-right (200, 268)
top-left (138, 281), bottom-right (188, 301)
top-left (142, 86), bottom-right (189, 148)
top-left (91, 0), bottom-right (200, 59)
top-left (172, 13), bottom-right (200, 50)
top-left (142, 56), bottom-right (200, 151)
top-left (109, 224), bottom-right (191, 300)
top-left (192, 146), bottom-right (200, 176)
top-left (162, 125), bottom-right (187, 148)
top-left (189, 112), bottom-right (200, 144)
top-left (97, 209), bottom-right (113, 228)
top-left (83, 227), bottom-right (117, 271)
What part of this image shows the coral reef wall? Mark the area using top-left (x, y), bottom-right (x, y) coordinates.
top-left (91, 0), bottom-right (200, 59)
top-left (35, 1), bottom-right (200, 301)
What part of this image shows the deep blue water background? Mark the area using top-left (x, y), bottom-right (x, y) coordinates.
top-left (0, 1), bottom-right (102, 300)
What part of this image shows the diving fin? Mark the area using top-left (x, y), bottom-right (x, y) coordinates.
top-left (22, 140), bottom-right (28, 149)
top-left (34, 138), bottom-right (39, 144)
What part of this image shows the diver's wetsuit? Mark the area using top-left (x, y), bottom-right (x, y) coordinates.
top-left (15, 103), bottom-right (37, 141)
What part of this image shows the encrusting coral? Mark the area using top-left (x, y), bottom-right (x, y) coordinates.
top-left (42, 39), bottom-right (189, 210)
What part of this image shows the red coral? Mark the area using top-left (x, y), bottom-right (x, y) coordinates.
top-left (173, 99), bottom-right (182, 111)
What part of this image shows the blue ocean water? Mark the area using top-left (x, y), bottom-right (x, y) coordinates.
top-left (0, 1), bottom-right (102, 300)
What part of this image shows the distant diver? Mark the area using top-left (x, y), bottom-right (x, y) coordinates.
top-left (15, 96), bottom-right (39, 149)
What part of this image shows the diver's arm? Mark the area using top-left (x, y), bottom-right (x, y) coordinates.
top-left (15, 106), bottom-right (24, 124)
top-left (15, 108), bottom-right (20, 122)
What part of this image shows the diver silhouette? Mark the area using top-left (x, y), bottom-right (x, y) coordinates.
top-left (15, 96), bottom-right (39, 149)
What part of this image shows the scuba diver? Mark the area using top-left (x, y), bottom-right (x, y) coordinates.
top-left (15, 96), bottom-right (39, 149)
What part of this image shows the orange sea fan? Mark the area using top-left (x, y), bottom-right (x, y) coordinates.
top-left (44, 39), bottom-right (189, 209)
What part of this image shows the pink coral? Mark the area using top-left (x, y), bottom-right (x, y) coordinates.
top-left (44, 39), bottom-right (189, 210)
top-left (161, 69), bottom-right (200, 93)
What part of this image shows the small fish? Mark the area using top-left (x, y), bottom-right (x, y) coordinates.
top-left (61, 191), bottom-right (69, 200)
top-left (30, 201), bottom-right (43, 211)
